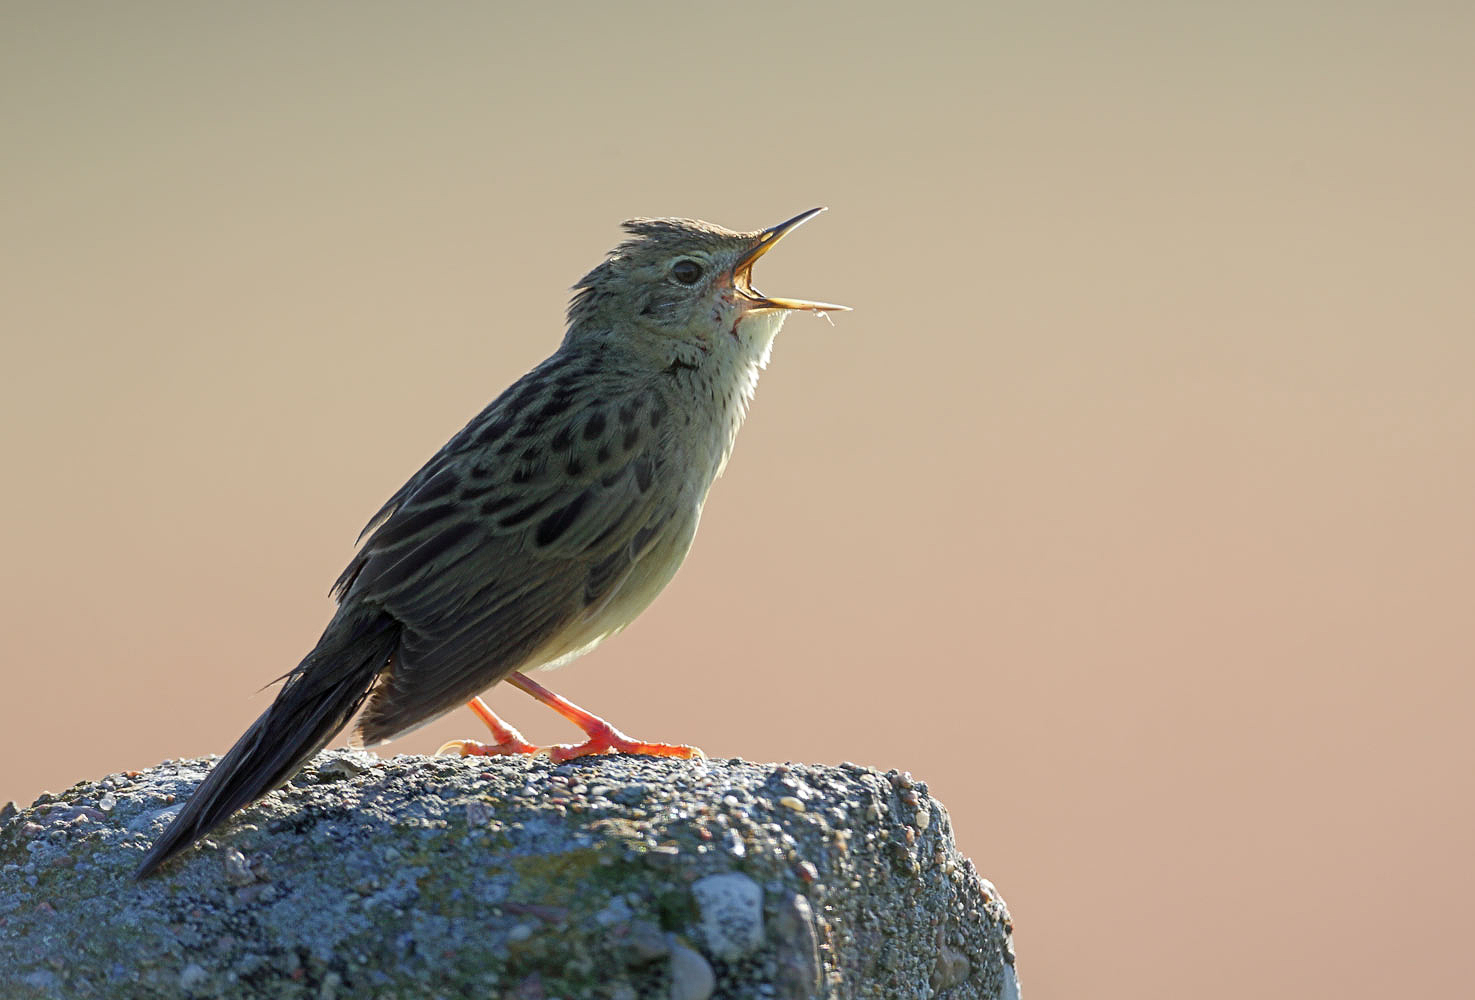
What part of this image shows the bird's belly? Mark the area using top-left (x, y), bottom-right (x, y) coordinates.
top-left (526, 504), bottom-right (702, 673)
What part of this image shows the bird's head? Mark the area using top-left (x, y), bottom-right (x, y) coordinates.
top-left (565, 208), bottom-right (847, 360)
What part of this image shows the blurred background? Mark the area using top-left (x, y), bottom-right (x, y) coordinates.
top-left (3, 2), bottom-right (1471, 996)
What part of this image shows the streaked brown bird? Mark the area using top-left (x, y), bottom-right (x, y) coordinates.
top-left (136, 208), bottom-right (846, 877)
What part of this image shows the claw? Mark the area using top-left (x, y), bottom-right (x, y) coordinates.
top-left (438, 737), bottom-right (541, 757)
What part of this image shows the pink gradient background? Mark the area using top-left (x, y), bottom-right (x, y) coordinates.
top-left (3, 4), bottom-right (1471, 997)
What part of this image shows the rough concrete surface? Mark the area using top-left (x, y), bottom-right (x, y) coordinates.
top-left (0, 750), bottom-right (1020, 999)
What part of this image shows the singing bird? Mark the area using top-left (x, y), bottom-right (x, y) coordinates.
top-left (135, 208), bottom-right (846, 877)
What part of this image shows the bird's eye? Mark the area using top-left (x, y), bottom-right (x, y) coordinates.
top-left (671, 259), bottom-right (704, 285)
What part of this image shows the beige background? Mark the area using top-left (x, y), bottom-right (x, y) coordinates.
top-left (3, 3), bottom-right (1471, 997)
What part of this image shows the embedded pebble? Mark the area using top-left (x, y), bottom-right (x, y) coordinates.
top-left (691, 872), bottom-right (764, 961)
top-left (317, 755), bottom-right (372, 779)
top-left (931, 944), bottom-right (971, 991)
top-left (594, 895), bottom-right (634, 926)
top-left (178, 962), bottom-right (209, 991)
top-left (23, 970), bottom-right (59, 991)
top-left (666, 935), bottom-right (716, 1000)
top-left (625, 919), bottom-right (671, 963)
top-left (771, 892), bottom-right (822, 996)
top-left (222, 848), bottom-right (255, 886)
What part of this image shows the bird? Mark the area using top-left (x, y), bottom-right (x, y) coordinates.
top-left (134, 208), bottom-right (847, 877)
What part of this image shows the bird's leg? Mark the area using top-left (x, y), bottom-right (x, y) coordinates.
top-left (437, 696), bottom-right (540, 756)
top-left (506, 672), bottom-right (704, 764)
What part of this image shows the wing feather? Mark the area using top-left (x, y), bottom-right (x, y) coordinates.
top-left (338, 356), bottom-right (693, 742)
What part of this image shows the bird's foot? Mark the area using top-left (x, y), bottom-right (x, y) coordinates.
top-left (503, 671), bottom-right (703, 763)
top-left (443, 679), bottom-right (703, 763)
top-left (438, 736), bottom-right (542, 757)
top-left (439, 696), bottom-right (542, 756)
top-left (546, 720), bottom-right (705, 764)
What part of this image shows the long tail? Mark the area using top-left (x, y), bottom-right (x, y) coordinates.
top-left (134, 610), bottom-right (399, 878)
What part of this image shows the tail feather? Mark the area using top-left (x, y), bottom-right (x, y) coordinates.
top-left (134, 612), bottom-right (398, 878)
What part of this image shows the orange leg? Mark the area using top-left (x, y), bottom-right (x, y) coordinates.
top-left (439, 674), bottom-right (703, 763)
top-left (437, 696), bottom-right (540, 757)
top-left (505, 672), bottom-right (704, 764)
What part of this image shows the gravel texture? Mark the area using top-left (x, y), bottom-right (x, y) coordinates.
top-left (0, 750), bottom-right (1019, 999)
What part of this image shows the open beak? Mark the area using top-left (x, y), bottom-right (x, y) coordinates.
top-left (734, 207), bottom-right (851, 313)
